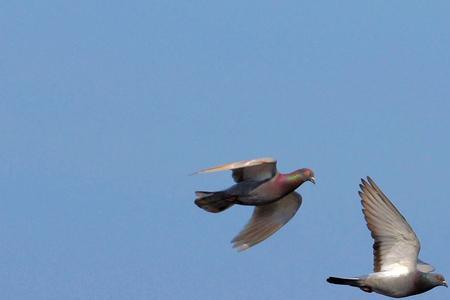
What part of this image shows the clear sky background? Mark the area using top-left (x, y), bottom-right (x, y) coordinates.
top-left (1, 1), bottom-right (450, 299)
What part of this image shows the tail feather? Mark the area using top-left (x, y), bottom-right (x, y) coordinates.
top-left (327, 277), bottom-right (372, 293)
top-left (327, 277), bottom-right (362, 286)
top-left (195, 191), bottom-right (235, 213)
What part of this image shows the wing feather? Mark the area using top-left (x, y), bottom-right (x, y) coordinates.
top-left (195, 157), bottom-right (277, 182)
top-left (231, 192), bottom-right (302, 251)
top-left (359, 177), bottom-right (420, 273)
top-left (417, 259), bottom-right (435, 273)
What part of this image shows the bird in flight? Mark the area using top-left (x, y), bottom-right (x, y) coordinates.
top-left (327, 177), bottom-right (447, 298)
top-left (193, 157), bottom-right (315, 251)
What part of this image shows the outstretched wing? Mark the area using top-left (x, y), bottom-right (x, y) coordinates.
top-left (359, 177), bottom-right (420, 273)
top-left (231, 192), bottom-right (302, 251)
top-left (195, 157), bottom-right (277, 182)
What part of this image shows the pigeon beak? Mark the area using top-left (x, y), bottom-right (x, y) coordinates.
top-left (309, 177), bottom-right (316, 184)
top-left (443, 280), bottom-right (448, 287)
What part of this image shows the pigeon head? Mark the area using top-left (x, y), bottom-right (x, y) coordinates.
top-left (424, 273), bottom-right (448, 288)
top-left (433, 274), bottom-right (448, 288)
top-left (299, 168), bottom-right (316, 184)
top-left (287, 168), bottom-right (315, 185)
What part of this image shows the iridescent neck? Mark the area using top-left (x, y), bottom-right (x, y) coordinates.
top-left (283, 171), bottom-right (304, 188)
top-left (287, 173), bottom-right (302, 182)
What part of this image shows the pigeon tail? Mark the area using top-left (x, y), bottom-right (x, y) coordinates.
top-left (327, 277), bottom-right (372, 293)
top-left (195, 191), bottom-right (235, 213)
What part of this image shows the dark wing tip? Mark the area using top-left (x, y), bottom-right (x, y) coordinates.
top-left (366, 177), bottom-right (383, 194)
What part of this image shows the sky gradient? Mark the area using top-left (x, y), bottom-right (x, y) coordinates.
top-left (1, 1), bottom-right (450, 299)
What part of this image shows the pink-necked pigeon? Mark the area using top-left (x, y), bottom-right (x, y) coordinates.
top-left (194, 157), bottom-right (315, 251)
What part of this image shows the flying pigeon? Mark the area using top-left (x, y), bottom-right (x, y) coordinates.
top-left (327, 177), bottom-right (447, 298)
top-left (194, 157), bottom-right (315, 251)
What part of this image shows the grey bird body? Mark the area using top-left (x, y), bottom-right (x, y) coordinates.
top-left (365, 272), bottom-right (424, 298)
top-left (194, 157), bottom-right (315, 251)
top-left (223, 172), bottom-right (297, 205)
top-left (327, 177), bottom-right (447, 298)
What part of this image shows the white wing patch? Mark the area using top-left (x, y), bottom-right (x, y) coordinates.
top-left (380, 263), bottom-right (412, 276)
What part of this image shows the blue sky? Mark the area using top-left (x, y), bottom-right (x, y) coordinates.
top-left (1, 1), bottom-right (450, 299)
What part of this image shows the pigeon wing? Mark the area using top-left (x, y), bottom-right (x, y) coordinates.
top-left (231, 192), bottom-right (302, 251)
top-left (359, 177), bottom-right (420, 273)
top-left (417, 259), bottom-right (435, 273)
top-left (195, 157), bottom-right (277, 182)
